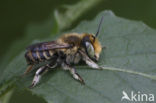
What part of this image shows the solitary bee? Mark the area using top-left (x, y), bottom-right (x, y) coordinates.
top-left (24, 16), bottom-right (104, 88)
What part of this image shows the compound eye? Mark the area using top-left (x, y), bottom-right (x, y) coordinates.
top-left (85, 42), bottom-right (95, 58)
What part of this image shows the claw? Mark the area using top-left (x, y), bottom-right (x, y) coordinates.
top-left (102, 46), bottom-right (106, 49)
top-left (80, 79), bottom-right (85, 85)
top-left (29, 75), bottom-right (41, 88)
top-left (29, 83), bottom-right (35, 89)
top-left (75, 73), bottom-right (85, 85)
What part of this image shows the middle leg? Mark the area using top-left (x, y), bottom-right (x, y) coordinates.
top-left (62, 63), bottom-right (85, 84)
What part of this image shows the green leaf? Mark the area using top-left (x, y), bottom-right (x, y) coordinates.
top-left (1, 10), bottom-right (156, 103)
top-left (0, 89), bottom-right (14, 103)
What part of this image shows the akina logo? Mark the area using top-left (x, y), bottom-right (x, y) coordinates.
top-left (121, 91), bottom-right (155, 102)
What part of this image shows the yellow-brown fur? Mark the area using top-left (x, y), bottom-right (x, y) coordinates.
top-left (57, 33), bottom-right (102, 60)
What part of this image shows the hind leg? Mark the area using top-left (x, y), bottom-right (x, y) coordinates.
top-left (23, 65), bottom-right (34, 76)
top-left (29, 63), bottom-right (57, 88)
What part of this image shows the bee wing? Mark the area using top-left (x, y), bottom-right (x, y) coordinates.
top-left (26, 41), bottom-right (72, 51)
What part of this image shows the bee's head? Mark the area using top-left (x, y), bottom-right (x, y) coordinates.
top-left (81, 16), bottom-right (103, 62)
top-left (82, 34), bottom-right (102, 62)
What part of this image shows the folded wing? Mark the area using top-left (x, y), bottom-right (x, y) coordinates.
top-left (26, 41), bottom-right (73, 51)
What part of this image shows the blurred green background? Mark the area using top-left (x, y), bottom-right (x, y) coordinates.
top-left (0, 0), bottom-right (156, 103)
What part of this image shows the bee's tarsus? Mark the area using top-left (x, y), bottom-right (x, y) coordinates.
top-left (75, 72), bottom-right (85, 85)
top-left (81, 80), bottom-right (85, 85)
top-left (102, 46), bottom-right (106, 49)
top-left (62, 63), bottom-right (85, 85)
top-left (29, 83), bottom-right (35, 89)
top-left (30, 61), bottom-right (57, 88)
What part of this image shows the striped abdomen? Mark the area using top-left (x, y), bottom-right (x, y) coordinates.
top-left (25, 50), bottom-right (54, 64)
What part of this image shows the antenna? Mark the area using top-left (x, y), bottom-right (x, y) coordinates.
top-left (95, 16), bottom-right (104, 37)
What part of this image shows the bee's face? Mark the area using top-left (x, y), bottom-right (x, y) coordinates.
top-left (82, 34), bottom-right (102, 62)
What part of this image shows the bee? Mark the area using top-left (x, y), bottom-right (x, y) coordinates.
top-left (24, 16), bottom-right (104, 88)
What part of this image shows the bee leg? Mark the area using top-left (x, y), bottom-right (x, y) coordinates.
top-left (84, 57), bottom-right (99, 69)
top-left (62, 63), bottom-right (85, 84)
top-left (29, 62), bottom-right (57, 88)
top-left (29, 66), bottom-right (46, 88)
top-left (79, 50), bottom-right (100, 69)
top-left (102, 46), bottom-right (106, 49)
top-left (23, 65), bottom-right (34, 76)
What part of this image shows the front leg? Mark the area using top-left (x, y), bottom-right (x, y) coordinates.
top-left (79, 50), bottom-right (100, 69)
top-left (62, 63), bottom-right (85, 84)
